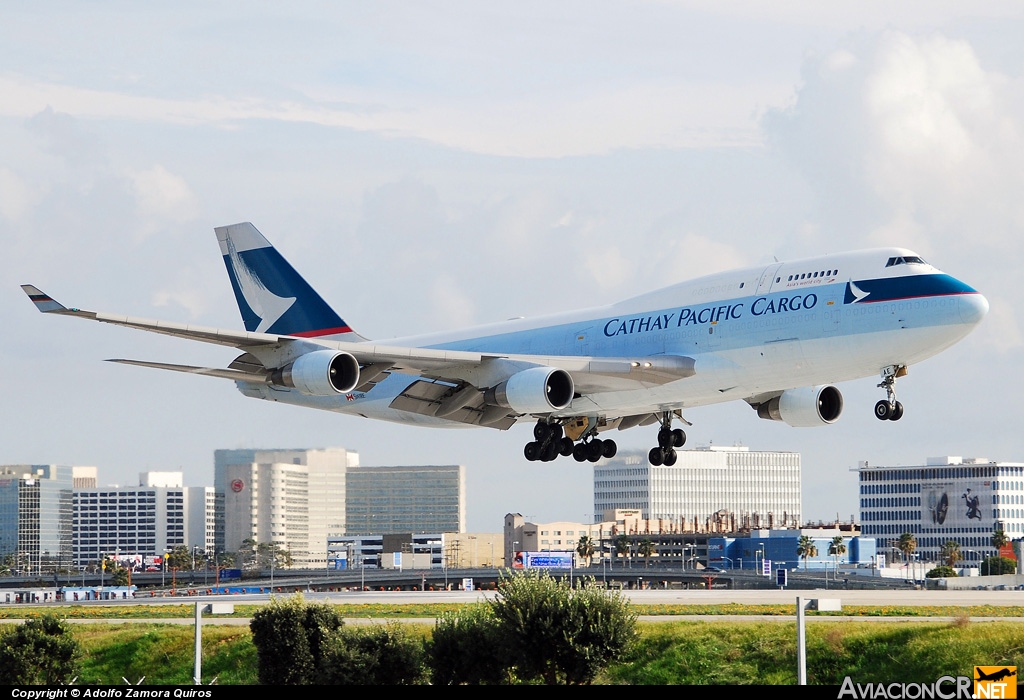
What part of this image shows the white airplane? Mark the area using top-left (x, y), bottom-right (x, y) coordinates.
top-left (23, 222), bottom-right (988, 466)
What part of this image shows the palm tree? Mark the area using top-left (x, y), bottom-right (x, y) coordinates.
top-left (796, 536), bottom-right (818, 570)
top-left (940, 540), bottom-right (962, 568)
top-left (638, 538), bottom-right (655, 568)
top-left (991, 530), bottom-right (1009, 574)
top-left (576, 535), bottom-right (595, 567)
top-left (897, 532), bottom-right (917, 565)
top-left (615, 535), bottom-right (630, 568)
top-left (828, 536), bottom-right (847, 577)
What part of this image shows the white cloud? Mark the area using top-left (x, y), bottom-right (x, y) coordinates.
top-left (664, 233), bottom-right (751, 282)
top-left (0, 168), bottom-right (35, 221)
top-left (429, 275), bottom-right (476, 330)
top-left (129, 165), bottom-right (198, 224)
top-left (0, 73), bottom-right (785, 158)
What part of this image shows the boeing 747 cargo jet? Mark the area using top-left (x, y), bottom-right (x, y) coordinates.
top-left (23, 223), bottom-right (988, 466)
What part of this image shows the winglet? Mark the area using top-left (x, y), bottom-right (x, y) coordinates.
top-left (21, 285), bottom-right (69, 313)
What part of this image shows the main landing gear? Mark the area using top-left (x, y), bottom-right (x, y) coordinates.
top-left (649, 412), bottom-right (686, 466)
top-left (874, 365), bottom-right (906, 421)
top-left (524, 420), bottom-right (617, 463)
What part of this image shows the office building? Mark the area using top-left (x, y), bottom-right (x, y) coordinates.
top-left (345, 464), bottom-right (465, 535)
top-left (72, 471), bottom-right (213, 566)
top-left (328, 532), bottom-right (448, 570)
top-left (0, 465), bottom-right (74, 573)
top-left (72, 467), bottom-right (98, 490)
top-left (216, 448), bottom-right (353, 568)
top-left (857, 456), bottom-right (1024, 566)
top-left (594, 446), bottom-right (801, 525)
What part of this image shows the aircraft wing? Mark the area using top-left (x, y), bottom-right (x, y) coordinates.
top-left (23, 285), bottom-right (695, 397)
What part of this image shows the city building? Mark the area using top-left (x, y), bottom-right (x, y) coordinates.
top-left (215, 448), bottom-right (353, 568)
top-left (857, 456), bottom-right (1024, 567)
top-left (594, 446), bottom-right (801, 526)
top-left (504, 513), bottom-right (618, 567)
top-left (187, 486), bottom-right (216, 555)
top-left (72, 467), bottom-right (98, 490)
top-left (72, 471), bottom-right (212, 566)
top-left (444, 532), bottom-right (502, 569)
top-left (709, 525), bottom-right (873, 572)
top-left (328, 532), bottom-right (445, 569)
top-left (345, 464), bottom-right (465, 535)
top-left (0, 465), bottom-right (74, 574)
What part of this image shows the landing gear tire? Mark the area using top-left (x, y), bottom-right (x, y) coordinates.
top-left (672, 428), bottom-right (686, 448)
top-left (541, 441), bottom-right (558, 462)
top-left (524, 442), bottom-right (540, 461)
top-left (534, 422), bottom-right (550, 441)
top-left (648, 447), bottom-right (664, 466)
top-left (559, 437), bottom-right (575, 456)
top-left (889, 401), bottom-right (904, 421)
top-left (573, 443), bottom-right (588, 462)
top-left (658, 429), bottom-right (674, 449)
top-left (874, 400), bottom-right (893, 421)
top-left (601, 439), bottom-right (618, 459)
top-left (663, 448), bottom-right (677, 466)
top-left (587, 439), bottom-right (604, 463)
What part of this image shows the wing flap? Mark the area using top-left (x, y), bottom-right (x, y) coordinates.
top-left (107, 359), bottom-right (268, 384)
top-left (389, 380), bottom-right (516, 429)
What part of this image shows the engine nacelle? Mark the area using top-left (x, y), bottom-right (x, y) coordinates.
top-left (485, 367), bottom-right (574, 414)
top-left (756, 385), bottom-right (843, 427)
top-left (271, 350), bottom-right (360, 396)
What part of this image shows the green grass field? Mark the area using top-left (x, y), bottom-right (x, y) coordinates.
top-left (607, 619), bottom-right (1024, 684)
top-left (2, 601), bottom-right (1023, 619)
top-left (4, 617), bottom-right (1021, 685)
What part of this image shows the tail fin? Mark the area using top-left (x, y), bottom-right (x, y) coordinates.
top-left (215, 222), bottom-right (364, 340)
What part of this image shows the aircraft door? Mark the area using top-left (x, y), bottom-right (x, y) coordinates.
top-left (756, 264), bottom-right (785, 295)
top-left (821, 297), bottom-right (841, 334)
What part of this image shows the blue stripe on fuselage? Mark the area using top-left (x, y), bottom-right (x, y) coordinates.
top-left (844, 274), bottom-right (977, 305)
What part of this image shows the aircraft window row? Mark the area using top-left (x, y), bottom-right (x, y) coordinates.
top-left (786, 269), bottom-right (838, 283)
top-left (885, 256), bottom-right (927, 267)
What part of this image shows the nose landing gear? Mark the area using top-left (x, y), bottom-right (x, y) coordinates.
top-left (874, 365), bottom-right (906, 421)
top-left (649, 411), bottom-right (686, 465)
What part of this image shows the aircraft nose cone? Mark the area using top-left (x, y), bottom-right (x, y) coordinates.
top-left (959, 293), bottom-right (989, 325)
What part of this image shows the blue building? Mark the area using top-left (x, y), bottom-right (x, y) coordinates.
top-left (708, 529), bottom-right (876, 571)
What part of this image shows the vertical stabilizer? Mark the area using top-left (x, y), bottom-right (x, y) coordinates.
top-left (215, 223), bottom-right (364, 340)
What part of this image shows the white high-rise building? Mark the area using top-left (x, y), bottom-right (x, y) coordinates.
top-left (74, 472), bottom-right (192, 564)
top-left (215, 448), bottom-right (354, 568)
top-left (594, 446), bottom-right (801, 526)
top-left (857, 456), bottom-right (1023, 567)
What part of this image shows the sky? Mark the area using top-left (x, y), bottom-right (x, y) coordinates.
top-left (2, 2), bottom-right (1023, 532)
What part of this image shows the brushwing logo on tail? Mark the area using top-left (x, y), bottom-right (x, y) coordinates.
top-left (225, 237), bottom-right (296, 332)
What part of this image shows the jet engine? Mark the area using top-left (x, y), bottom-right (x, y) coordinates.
top-left (485, 367), bottom-right (574, 414)
top-left (270, 350), bottom-right (360, 395)
top-left (756, 385), bottom-right (843, 427)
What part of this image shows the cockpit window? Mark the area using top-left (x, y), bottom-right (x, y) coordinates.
top-left (886, 256), bottom-right (928, 267)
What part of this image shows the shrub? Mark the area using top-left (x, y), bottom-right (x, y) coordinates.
top-left (430, 605), bottom-right (510, 685)
top-left (0, 615), bottom-right (81, 684)
top-left (249, 595), bottom-right (344, 684)
top-left (980, 556), bottom-right (1017, 576)
top-left (318, 623), bottom-right (426, 685)
top-left (427, 571), bottom-right (637, 684)
top-left (926, 565), bottom-right (958, 578)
